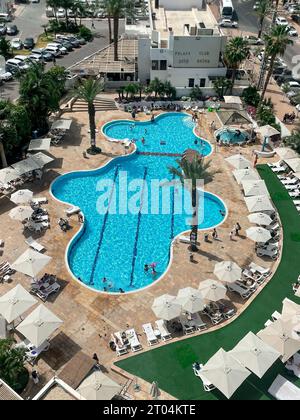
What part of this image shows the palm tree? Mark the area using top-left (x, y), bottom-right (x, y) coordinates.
top-left (163, 81), bottom-right (176, 100)
top-left (124, 83), bottom-right (138, 99)
top-left (0, 38), bottom-right (11, 60)
top-left (0, 133), bottom-right (7, 168)
top-left (101, 0), bottom-right (113, 44)
top-left (224, 37), bottom-right (250, 87)
top-left (261, 25), bottom-right (293, 101)
top-left (46, 0), bottom-right (60, 23)
top-left (0, 339), bottom-right (26, 390)
top-left (60, 0), bottom-right (73, 28)
top-left (284, 131), bottom-right (300, 154)
top-left (212, 77), bottom-right (233, 99)
top-left (256, 0), bottom-right (271, 38)
top-left (149, 77), bottom-right (164, 98)
top-left (168, 154), bottom-right (218, 250)
top-left (72, 78), bottom-right (104, 153)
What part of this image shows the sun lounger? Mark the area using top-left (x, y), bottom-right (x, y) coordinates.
top-left (249, 262), bottom-right (271, 277)
top-left (256, 247), bottom-right (278, 260)
top-left (16, 339), bottom-right (50, 365)
top-left (227, 282), bottom-right (252, 299)
top-left (142, 323), bottom-right (159, 346)
top-left (202, 306), bottom-right (223, 325)
top-left (113, 332), bottom-right (128, 356)
top-left (289, 190), bottom-right (300, 198)
top-left (31, 197), bottom-right (48, 205)
top-left (285, 353), bottom-right (300, 378)
top-left (126, 328), bottom-right (142, 352)
top-left (268, 374), bottom-right (300, 400)
top-left (193, 363), bottom-right (216, 392)
top-left (155, 319), bottom-right (172, 341)
top-left (189, 313), bottom-right (207, 331)
top-left (25, 237), bottom-right (45, 253)
top-left (264, 319), bottom-right (273, 327)
top-left (271, 311), bottom-right (281, 321)
top-left (180, 315), bottom-right (196, 334)
top-left (66, 206), bottom-right (81, 216)
top-left (36, 282), bottom-right (60, 301)
top-left (294, 200), bottom-right (300, 205)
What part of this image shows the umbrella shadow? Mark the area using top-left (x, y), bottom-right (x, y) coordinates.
top-left (41, 332), bottom-right (82, 371)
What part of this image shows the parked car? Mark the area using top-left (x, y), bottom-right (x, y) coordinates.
top-left (288, 5), bottom-right (300, 14)
top-left (63, 35), bottom-right (81, 47)
top-left (6, 58), bottom-right (29, 73)
top-left (0, 13), bottom-right (12, 22)
top-left (253, 1), bottom-right (260, 10)
top-left (275, 16), bottom-right (289, 26)
top-left (11, 38), bottom-right (23, 50)
top-left (0, 23), bottom-right (6, 35)
top-left (218, 18), bottom-right (238, 28)
top-left (45, 7), bottom-right (55, 18)
top-left (0, 68), bottom-right (12, 81)
top-left (244, 35), bottom-right (263, 45)
top-left (277, 75), bottom-right (299, 86)
top-left (28, 54), bottom-right (43, 63)
top-left (75, 36), bottom-right (86, 45)
top-left (291, 14), bottom-right (300, 24)
top-left (23, 37), bottom-right (35, 49)
top-left (57, 8), bottom-right (66, 18)
top-left (6, 24), bottom-right (18, 35)
top-left (44, 45), bottom-right (62, 57)
top-left (47, 42), bottom-right (68, 54)
top-left (32, 48), bottom-right (53, 61)
top-left (55, 39), bottom-right (73, 51)
top-left (288, 25), bottom-right (298, 36)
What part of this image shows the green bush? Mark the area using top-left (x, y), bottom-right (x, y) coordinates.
top-left (79, 25), bottom-right (93, 42)
top-left (242, 86), bottom-right (260, 107)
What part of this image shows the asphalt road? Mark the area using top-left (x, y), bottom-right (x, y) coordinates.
top-left (1, 2), bottom-right (123, 101)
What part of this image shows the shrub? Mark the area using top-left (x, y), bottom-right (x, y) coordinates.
top-left (242, 86), bottom-right (260, 107)
top-left (79, 25), bottom-right (93, 42)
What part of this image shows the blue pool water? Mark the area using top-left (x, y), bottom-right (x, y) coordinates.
top-left (51, 113), bottom-right (226, 293)
top-left (218, 128), bottom-right (248, 144)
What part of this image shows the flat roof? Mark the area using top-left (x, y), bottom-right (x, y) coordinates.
top-left (41, 384), bottom-right (77, 401)
top-left (0, 380), bottom-right (23, 401)
top-left (151, 1), bottom-right (219, 37)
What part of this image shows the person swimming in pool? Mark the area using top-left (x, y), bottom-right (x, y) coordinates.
top-left (141, 137), bottom-right (145, 145)
top-left (219, 209), bottom-right (226, 217)
top-left (144, 264), bottom-right (149, 272)
top-left (235, 129), bottom-right (241, 137)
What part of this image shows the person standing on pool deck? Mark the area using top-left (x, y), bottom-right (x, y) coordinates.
top-left (212, 228), bottom-right (218, 240)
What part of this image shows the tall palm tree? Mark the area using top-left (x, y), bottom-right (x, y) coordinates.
top-left (72, 78), bottom-right (104, 153)
top-left (256, 0), bottom-right (271, 38)
top-left (261, 25), bottom-right (293, 101)
top-left (46, 0), bottom-right (60, 23)
top-left (101, 0), bottom-right (113, 44)
top-left (224, 37), bottom-right (250, 87)
top-left (168, 154), bottom-right (218, 250)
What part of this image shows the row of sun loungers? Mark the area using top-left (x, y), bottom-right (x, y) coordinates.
top-left (0, 261), bottom-right (14, 283)
top-left (30, 274), bottom-right (60, 301)
top-left (273, 167), bottom-right (300, 210)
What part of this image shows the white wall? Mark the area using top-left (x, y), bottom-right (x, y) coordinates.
top-left (157, 0), bottom-right (203, 10)
top-left (138, 37), bottom-right (152, 83)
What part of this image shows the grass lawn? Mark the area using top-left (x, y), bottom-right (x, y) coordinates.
top-left (115, 165), bottom-right (300, 400)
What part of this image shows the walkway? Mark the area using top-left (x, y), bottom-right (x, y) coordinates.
top-left (116, 165), bottom-right (300, 400)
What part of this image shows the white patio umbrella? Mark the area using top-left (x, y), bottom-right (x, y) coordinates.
top-left (11, 248), bottom-right (52, 278)
top-left (16, 304), bottom-right (63, 347)
top-left (9, 206), bottom-right (33, 222)
top-left (242, 180), bottom-right (269, 197)
top-left (244, 195), bottom-right (274, 213)
top-left (214, 261), bottom-right (242, 284)
top-left (257, 319), bottom-right (300, 363)
top-left (248, 212), bottom-right (273, 226)
top-left (282, 298), bottom-right (300, 333)
top-left (275, 147), bottom-right (298, 160)
top-left (255, 125), bottom-right (280, 138)
top-left (198, 279), bottom-right (227, 302)
top-left (200, 348), bottom-right (251, 399)
top-left (150, 381), bottom-right (160, 399)
top-left (77, 371), bottom-right (122, 400)
top-left (152, 294), bottom-right (182, 321)
top-left (176, 287), bottom-right (205, 313)
top-left (233, 168), bottom-right (260, 184)
top-left (226, 154), bottom-right (251, 170)
top-left (10, 189), bottom-right (33, 205)
top-left (285, 158), bottom-right (300, 173)
top-left (246, 227), bottom-right (272, 243)
top-left (229, 332), bottom-right (281, 378)
top-left (0, 167), bottom-right (19, 184)
top-left (0, 284), bottom-right (37, 323)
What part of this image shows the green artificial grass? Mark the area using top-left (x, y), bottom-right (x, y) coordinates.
top-left (116, 165), bottom-right (300, 400)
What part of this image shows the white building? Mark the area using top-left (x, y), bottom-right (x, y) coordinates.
top-left (126, 0), bottom-right (227, 95)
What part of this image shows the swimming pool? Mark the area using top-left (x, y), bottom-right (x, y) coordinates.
top-left (51, 113), bottom-right (227, 294)
top-left (217, 127), bottom-right (249, 145)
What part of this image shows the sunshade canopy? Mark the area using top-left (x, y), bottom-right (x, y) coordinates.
top-left (198, 279), bottom-right (227, 301)
top-left (248, 212), bottom-right (273, 226)
top-left (11, 248), bottom-right (52, 278)
top-left (28, 138), bottom-right (51, 152)
top-left (242, 180), bottom-right (269, 197)
top-left (255, 125), bottom-right (280, 138)
top-left (244, 195), bottom-right (274, 212)
top-left (214, 261), bottom-right (242, 284)
top-left (275, 147), bottom-right (298, 160)
top-left (229, 332), bottom-right (281, 378)
top-left (11, 157), bottom-right (40, 175)
top-left (226, 154), bottom-right (251, 170)
top-left (0, 167), bottom-right (19, 184)
top-left (176, 287), bottom-right (205, 313)
top-left (0, 284), bottom-right (37, 323)
top-left (51, 119), bottom-right (72, 131)
top-left (246, 226), bottom-right (272, 243)
top-left (10, 189), bottom-right (33, 205)
top-left (200, 348), bottom-right (251, 399)
top-left (29, 152), bottom-right (55, 168)
top-left (9, 206), bottom-right (33, 222)
top-left (77, 371), bottom-right (122, 400)
top-left (223, 96), bottom-right (242, 105)
top-left (233, 168), bottom-right (260, 184)
top-left (16, 304), bottom-right (63, 347)
top-left (257, 319), bottom-right (300, 363)
top-left (285, 158), bottom-right (300, 173)
top-left (282, 298), bottom-right (300, 330)
top-left (151, 294), bottom-right (182, 321)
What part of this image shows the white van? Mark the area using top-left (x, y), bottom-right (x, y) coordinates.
top-left (0, 13), bottom-right (12, 22)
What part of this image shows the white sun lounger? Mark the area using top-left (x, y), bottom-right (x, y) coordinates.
top-left (190, 313), bottom-right (207, 331)
top-left (249, 262), bottom-right (271, 277)
top-left (193, 363), bottom-right (216, 392)
top-left (66, 206), bottom-right (80, 216)
top-left (25, 237), bottom-right (45, 253)
top-left (142, 323), bottom-right (159, 346)
top-left (113, 332), bottom-right (128, 356)
top-left (155, 319), bottom-right (172, 341)
top-left (126, 328), bottom-right (142, 352)
top-left (227, 282), bottom-right (252, 299)
top-left (268, 375), bottom-right (300, 400)
top-left (31, 197), bottom-right (48, 205)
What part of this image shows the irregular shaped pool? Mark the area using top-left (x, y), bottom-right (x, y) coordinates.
top-left (51, 113), bottom-right (227, 293)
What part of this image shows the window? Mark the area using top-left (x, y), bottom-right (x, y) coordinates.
top-left (152, 60), bottom-right (159, 71)
top-left (199, 78), bottom-right (206, 87)
top-left (188, 78), bottom-right (195, 88)
top-left (160, 60), bottom-right (167, 70)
